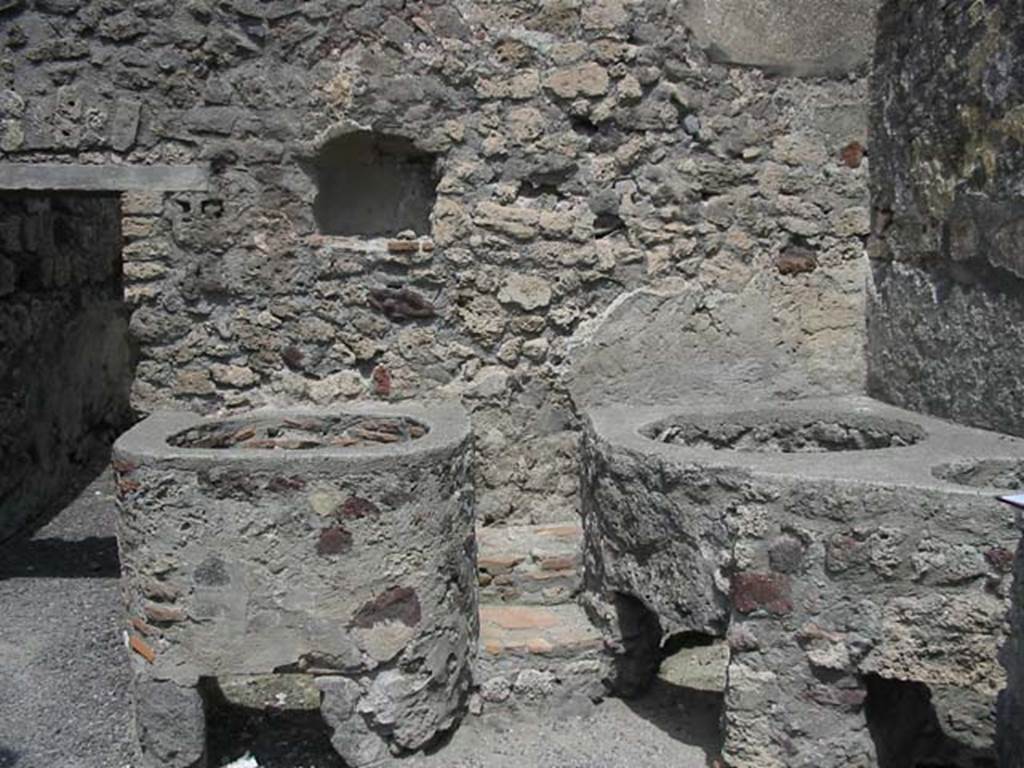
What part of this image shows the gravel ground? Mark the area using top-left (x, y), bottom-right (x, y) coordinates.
top-left (0, 465), bottom-right (719, 768)
top-left (0, 462), bottom-right (133, 768)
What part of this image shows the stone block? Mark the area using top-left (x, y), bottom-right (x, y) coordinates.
top-left (679, 0), bottom-right (879, 76)
top-left (658, 641), bottom-right (730, 693)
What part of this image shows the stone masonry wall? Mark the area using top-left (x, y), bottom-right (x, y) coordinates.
top-left (0, 191), bottom-right (133, 540)
top-left (868, 0), bottom-right (1024, 436)
top-left (868, 2), bottom-right (1024, 763)
top-left (1, 0), bottom-right (873, 525)
top-left (1004, 509), bottom-right (1024, 767)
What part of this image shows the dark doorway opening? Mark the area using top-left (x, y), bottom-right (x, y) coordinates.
top-left (0, 191), bottom-right (135, 542)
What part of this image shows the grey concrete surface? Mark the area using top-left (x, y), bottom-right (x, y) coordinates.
top-left (398, 684), bottom-right (718, 768)
top-left (587, 395), bottom-right (1024, 489)
top-left (0, 464), bottom-right (134, 768)
top-left (567, 281), bottom-right (863, 411)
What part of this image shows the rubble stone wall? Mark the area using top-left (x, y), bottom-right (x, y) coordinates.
top-left (0, 191), bottom-right (133, 540)
top-left (868, 1), bottom-right (1024, 436)
top-left (1004, 510), bottom-right (1024, 767)
top-left (2, 1), bottom-right (873, 525)
top-left (868, 4), bottom-right (1024, 762)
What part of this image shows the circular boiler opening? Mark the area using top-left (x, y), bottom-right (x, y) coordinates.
top-left (168, 414), bottom-right (429, 450)
top-left (643, 412), bottom-right (925, 453)
top-left (932, 459), bottom-right (1024, 490)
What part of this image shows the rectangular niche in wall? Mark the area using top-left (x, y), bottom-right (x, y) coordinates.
top-left (311, 131), bottom-right (438, 238)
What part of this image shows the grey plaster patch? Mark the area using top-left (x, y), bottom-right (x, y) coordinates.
top-left (680, 0), bottom-right (880, 76)
top-left (567, 280), bottom-right (863, 410)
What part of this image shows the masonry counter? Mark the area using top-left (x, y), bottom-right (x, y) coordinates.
top-left (112, 400), bottom-right (476, 768)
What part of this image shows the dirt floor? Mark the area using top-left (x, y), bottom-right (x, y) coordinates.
top-left (0, 464), bottom-right (718, 768)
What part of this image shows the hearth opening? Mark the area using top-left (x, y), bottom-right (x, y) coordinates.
top-left (864, 675), bottom-right (996, 768)
top-left (600, 592), bottom-right (665, 697)
top-left (310, 131), bottom-right (439, 237)
top-left (0, 191), bottom-right (134, 542)
top-left (200, 677), bottom-right (343, 767)
top-left (644, 412), bottom-right (925, 453)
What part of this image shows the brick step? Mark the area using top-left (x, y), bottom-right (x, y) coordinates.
top-left (475, 602), bottom-right (605, 709)
top-left (476, 523), bottom-right (583, 606)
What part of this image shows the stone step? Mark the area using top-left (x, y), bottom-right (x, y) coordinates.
top-left (476, 522), bottom-right (583, 606)
top-left (475, 602), bottom-right (605, 709)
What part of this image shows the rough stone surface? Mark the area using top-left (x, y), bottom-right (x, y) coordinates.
top-left (1003, 510), bottom-right (1024, 768)
top-left (658, 641), bottom-right (730, 694)
top-left (133, 677), bottom-right (206, 768)
top-left (582, 396), bottom-right (1022, 768)
top-left (567, 279), bottom-right (863, 409)
top-left (868, 1), bottom-right (1024, 438)
top-left (866, 7), bottom-right (1024, 758)
top-left (1, 0), bottom-right (870, 527)
top-left (113, 402), bottom-right (476, 766)
top-left (0, 191), bottom-right (134, 541)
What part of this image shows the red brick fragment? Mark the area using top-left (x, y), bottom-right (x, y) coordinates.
top-left (317, 525), bottom-right (353, 556)
top-left (805, 683), bottom-right (867, 711)
top-left (775, 247), bottom-right (818, 276)
top-left (986, 546), bottom-right (1016, 574)
top-left (840, 141), bottom-right (865, 169)
top-left (130, 635), bottom-right (156, 664)
top-left (281, 345), bottom-right (304, 370)
top-left (130, 617), bottom-right (158, 637)
top-left (372, 365), bottom-right (392, 397)
top-left (340, 496), bottom-right (379, 520)
top-left (368, 286), bottom-right (436, 320)
top-left (116, 476), bottom-right (141, 494)
top-left (352, 586), bottom-right (422, 628)
top-left (266, 475), bottom-right (306, 492)
top-left (143, 602), bottom-right (186, 624)
top-left (731, 572), bottom-right (793, 615)
top-left (387, 240), bottom-right (420, 253)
